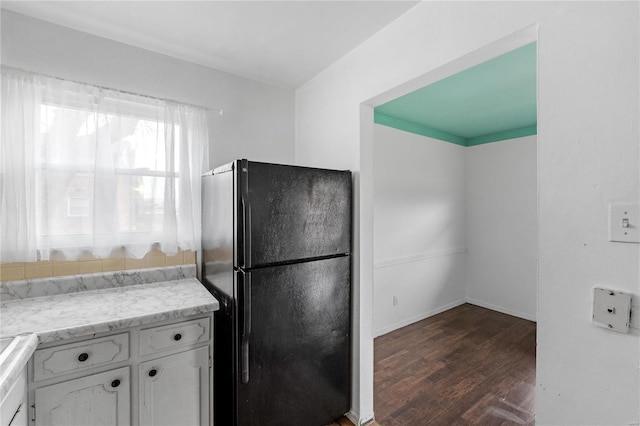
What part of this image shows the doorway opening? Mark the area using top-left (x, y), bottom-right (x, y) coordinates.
top-left (362, 26), bottom-right (538, 424)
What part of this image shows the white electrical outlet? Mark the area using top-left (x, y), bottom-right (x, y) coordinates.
top-left (592, 288), bottom-right (632, 333)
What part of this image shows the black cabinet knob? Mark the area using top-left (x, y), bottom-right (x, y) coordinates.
top-left (111, 379), bottom-right (120, 388)
top-left (173, 333), bottom-right (182, 341)
top-left (78, 353), bottom-right (89, 362)
top-left (148, 369), bottom-right (157, 377)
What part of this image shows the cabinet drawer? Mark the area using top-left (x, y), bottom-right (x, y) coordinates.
top-left (139, 318), bottom-right (210, 356)
top-left (33, 333), bottom-right (129, 381)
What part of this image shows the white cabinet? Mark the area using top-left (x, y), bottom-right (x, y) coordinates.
top-left (28, 314), bottom-right (213, 426)
top-left (34, 368), bottom-right (129, 426)
top-left (33, 334), bottom-right (129, 382)
top-left (139, 347), bottom-right (209, 426)
top-left (139, 318), bottom-right (209, 357)
top-left (1, 367), bottom-right (27, 426)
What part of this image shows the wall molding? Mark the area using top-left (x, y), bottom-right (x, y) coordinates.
top-left (374, 247), bottom-right (468, 270)
top-left (466, 124), bottom-right (537, 146)
top-left (374, 299), bottom-right (467, 337)
top-left (375, 113), bottom-right (537, 148)
top-left (374, 112), bottom-right (466, 146)
top-left (465, 298), bottom-right (537, 322)
top-left (374, 298), bottom-right (537, 338)
top-left (346, 411), bottom-right (374, 426)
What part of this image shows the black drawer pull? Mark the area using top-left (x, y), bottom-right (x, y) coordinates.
top-left (111, 379), bottom-right (120, 388)
top-left (173, 333), bottom-right (182, 341)
top-left (148, 369), bottom-right (157, 377)
top-left (78, 353), bottom-right (89, 362)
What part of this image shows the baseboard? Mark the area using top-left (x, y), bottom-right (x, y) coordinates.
top-left (465, 297), bottom-right (537, 322)
top-left (346, 410), bottom-right (375, 426)
top-left (373, 299), bottom-right (466, 337)
top-left (374, 298), bottom-right (536, 337)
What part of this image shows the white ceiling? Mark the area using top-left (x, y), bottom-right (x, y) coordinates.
top-left (1, 1), bottom-right (419, 88)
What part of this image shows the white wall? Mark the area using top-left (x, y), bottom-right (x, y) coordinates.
top-left (373, 124), bottom-right (467, 336)
top-left (1, 10), bottom-right (295, 167)
top-left (373, 127), bottom-right (536, 336)
top-left (466, 136), bottom-right (537, 321)
top-left (295, 2), bottom-right (639, 424)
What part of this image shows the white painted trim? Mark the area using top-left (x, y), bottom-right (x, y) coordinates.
top-left (373, 247), bottom-right (468, 269)
top-left (346, 411), bottom-right (375, 426)
top-left (373, 299), bottom-right (467, 337)
top-left (364, 24), bottom-right (539, 108)
top-left (466, 298), bottom-right (537, 322)
top-left (374, 298), bottom-right (536, 338)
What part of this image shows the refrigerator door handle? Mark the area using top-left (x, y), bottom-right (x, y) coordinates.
top-left (241, 271), bottom-right (252, 383)
top-left (240, 161), bottom-right (252, 269)
top-left (241, 198), bottom-right (252, 269)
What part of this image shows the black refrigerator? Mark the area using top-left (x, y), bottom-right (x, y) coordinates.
top-left (201, 159), bottom-right (352, 426)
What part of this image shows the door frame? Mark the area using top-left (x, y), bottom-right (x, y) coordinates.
top-left (355, 23), bottom-right (539, 424)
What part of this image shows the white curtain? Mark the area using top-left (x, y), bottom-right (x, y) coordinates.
top-left (1, 67), bottom-right (210, 262)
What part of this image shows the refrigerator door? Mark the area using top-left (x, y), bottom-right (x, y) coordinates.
top-left (237, 160), bottom-right (351, 269)
top-left (236, 256), bottom-right (351, 426)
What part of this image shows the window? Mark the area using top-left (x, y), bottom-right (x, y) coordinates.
top-left (67, 196), bottom-right (90, 218)
top-left (1, 68), bottom-right (210, 262)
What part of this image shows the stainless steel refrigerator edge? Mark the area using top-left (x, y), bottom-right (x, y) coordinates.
top-left (201, 159), bottom-right (352, 426)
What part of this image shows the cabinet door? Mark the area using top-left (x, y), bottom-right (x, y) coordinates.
top-left (1, 367), bottom-right (27, 426)
top-left (34, 367), bottom-right (130, 426)
top-left (139, 347), bottom-right (209, 426)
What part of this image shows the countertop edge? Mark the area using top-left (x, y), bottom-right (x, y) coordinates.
top-left (0, 333), bottom-right (38, 402)
top-left (35, 300), bottom-right (219, 344)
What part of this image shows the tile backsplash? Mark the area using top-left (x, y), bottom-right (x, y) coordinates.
top-left (0, 250), bottom-right (196, 281)
top-left (1, 264), bottom-right (197, 302)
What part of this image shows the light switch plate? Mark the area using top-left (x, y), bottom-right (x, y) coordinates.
top-left (608, 203), bottom-right (639, 243)
top-left (592, 287), bottom-right (632, 333)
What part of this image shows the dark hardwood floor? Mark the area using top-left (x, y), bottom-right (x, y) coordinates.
top-left (328, 416), bottom-right (379, 426)
top-left (374, 303), bottom-right (536, 426)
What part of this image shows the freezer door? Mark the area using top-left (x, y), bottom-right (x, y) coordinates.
top-left (237, 161), bottom-right (351, 269)
top-left (236, 256), bottom-right (351, 426)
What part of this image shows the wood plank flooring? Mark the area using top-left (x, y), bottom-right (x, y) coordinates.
top-left (374, 304), bottom-right (536, 426)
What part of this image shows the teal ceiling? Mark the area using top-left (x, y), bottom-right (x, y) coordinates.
top-left (374, 42), bottom-right (537, 146)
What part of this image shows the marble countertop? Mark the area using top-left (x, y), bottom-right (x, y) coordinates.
top-left (0, 333), bottom-right (38, 402)
top-left (0, 266), bottom-right (218, 402)
top-left (1, 278), bottom-right (219, 343)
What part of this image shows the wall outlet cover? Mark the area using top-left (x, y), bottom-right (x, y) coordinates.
top-left (592, 287), bottom-right (632, 333)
